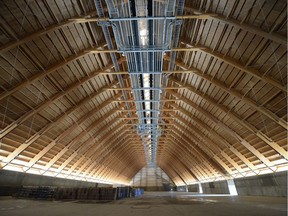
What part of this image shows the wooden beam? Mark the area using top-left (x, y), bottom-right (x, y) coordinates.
top-left (159, 137), bottom-right (205, 169)
top-left (167, 78), bottom-right (288, 160)
top-left (167, 62), bottom-right (287, 129)
top-left (157, 164), bottom-right (177, 185)
top-left (159, 148), bottom-right (205, 182)
top-left (68, 133), bottom-right (139, 179)
top-left (0, 20), bottom-right (73, 54)
top-left (184, 7), bottom-right (286, 45)
top-left (165, 136), bottom-right (223, 178)
top-left (77, 129), bottom-right (139, 177)
top-left (46, 123), bottom-right (131, 175)
top-left (64, 123), bottom-right (134, 176)
top-left (161, 142), bottom-right (216, 180)
top-left (168, 122), bottom-right (230, 176)
top-left (167, 100), bottom-right (273, 169)
top-left (0, 68), bottom-right (122, 140)
top-left (160, 124), bottom-right (227, 177)
top-left (163, 150), bottom-right (200, 182)
top-left (35, 118), bottom-right (132, 170)
top-left (95, 144), bottom-right (142, 175)
top-left (56, 122), bottom-right (140, 175)
top-left (2, 83), bottom-right (123, 166)
top-left (159, 156), bottom-right (189, 185)
top-left (179, 41), bottom-right (287, 92)
top-left (159, 162), bottom-right (183, 185)
top-left (22, 101), bottom-right (126, 171)
top-left (0, 42), bottom-right (112, 101)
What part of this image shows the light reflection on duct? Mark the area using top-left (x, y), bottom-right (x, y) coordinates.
top-left (102, 0), bottom-right (180, 165)
top-left (143, 73), bottom-right (150, 124)
top-left (140, 29), bottom-right (147, 46)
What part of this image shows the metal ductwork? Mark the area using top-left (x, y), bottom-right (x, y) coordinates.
top-left (94, 0), bottom-right (184, 165)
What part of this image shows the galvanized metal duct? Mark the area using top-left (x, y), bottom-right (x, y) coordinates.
top-left (96, 0), bottom-right (184, 165)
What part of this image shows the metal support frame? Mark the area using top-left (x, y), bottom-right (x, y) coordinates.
top-left (96, 0), bottom-right (185, 165)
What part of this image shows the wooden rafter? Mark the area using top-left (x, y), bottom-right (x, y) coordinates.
top-left (167, 77), bottom-right (288, 160)
top-left (168, 57), bottom-right (287, 129)
top-left (166, 101), bottom-right (273, 169)
top-left (0, 10), bottom-right (98, 54)
top-left (0, 70), bottom-right (123, 139)
top-left (169, 44), bottom-right (287, 93)
top-left (63, 123), bottom-right (136, 176)
top-left (184, 6), bottom-right (287, 45)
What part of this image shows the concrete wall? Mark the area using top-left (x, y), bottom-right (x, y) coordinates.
top-left (142, 186), bottom-right (165, 191)
top-left (187, 184), bottom-right (199, 192)
top-left (0, 170), bottom-right (112, 195)
top-left (201, 180), bottom-right (230, 194)
top-left (176, 186), bottom-right (187, 192)
top-left (234, 171), bottom-right (287, 197)
top-left (177, 184), bottom-right (199, 192)
top-left (177, 181), bottom-right (229, 194)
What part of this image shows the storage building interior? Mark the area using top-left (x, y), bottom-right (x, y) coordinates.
top-left (0, 0), bottom-right (287, 215)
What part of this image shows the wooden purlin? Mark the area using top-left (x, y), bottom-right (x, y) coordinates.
top-left (83, 122), bottom-right (132, 159)
top-left (0, 87), bottom-right (121, 165)
top-left (159, 163), bottom-right (181, 185)
top-left (66, 122), bottom-right (132, 175)
top-left (97, 146), bottom-right (144, 179)
top-left (22, 96), bottom-right (126, 170)
top-left (167, 44), bottom-right (286, 93)
top-left (164, 148), bottom-right (213, 183)
top-left (159, 123), bottom-right (226, 177)
top-left (159, 138), bottom-right (208, 180)
top-left (167, 77), bottom-right (288, 160)
top-left (34, 112), bottom-right (129, 173)
top-left (0, 42), bottom-right (110, 102)
top-left (159, 136), bottom-right (204, 167)
top-left (68, 123), bottom-right (137, 177)
top-left (160, 143), bottom-right (211, 181)
top-left (165, 124), bottom-right (229, 176)
top-left (0, 0), bottom-right (287, 183)
top-left (92, 146), bottom-right (137, 179)
top-left (161, 134), bottom-right (223, 181)
top-left (168, 57), bottom-right (287, 129)
top-left (183, 6), bottom-right (287, 45)
top-left (0, 10), bottom-right (98, 54)
top-left (166, 111), bottom-right (255, 174)
top-left (166, 100), bottom-right (273, 168)
top-left (81, 132), bottom-right (142, 179)
top-left (58, 129), bottom-right (138, 179)
top-left (158, 163), bottom-right (180, 185)
top-left (160, 144), bottom-right (216, 180)
top-left (0, 59), bottom-right (124, 140)
top-left (2, 84), bottom-right (123, 165)
top-left (85, 131), bottom-right (140, 174)
top-left (159, 156), bottom-right (189, 185)
top-left (76, 114), bottom-right (128, 155)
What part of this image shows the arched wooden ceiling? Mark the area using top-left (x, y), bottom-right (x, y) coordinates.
top-left (0, 0), bottom-right (287, 186)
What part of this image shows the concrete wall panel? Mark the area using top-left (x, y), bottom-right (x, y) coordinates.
top-left (0, 170), bottom-right (110, 189)
top-left (201, 180), bottom-right (230, 194)
top-left (234, 171), bottom-right (287, 197)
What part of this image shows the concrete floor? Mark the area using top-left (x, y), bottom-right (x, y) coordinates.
top-left (0, 192), bottom-right (286, 216)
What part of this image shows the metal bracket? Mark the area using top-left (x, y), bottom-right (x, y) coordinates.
top-left (97, 21), bottom-right (112, 26)
top-left (175, 19), bottom-right (183, 25)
